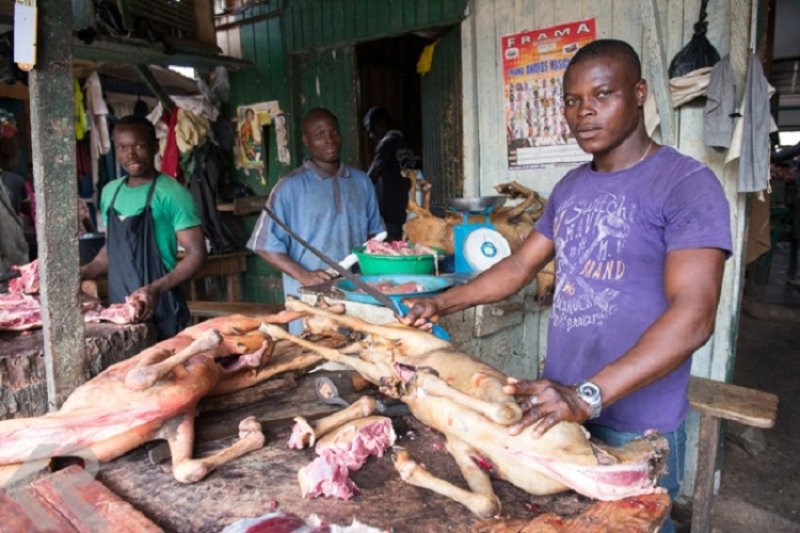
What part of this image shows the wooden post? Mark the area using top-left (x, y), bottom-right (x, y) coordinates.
top-left (28, 0), bottom-right (85, 410)
top-left (691, 413), bottom-right (721, 533)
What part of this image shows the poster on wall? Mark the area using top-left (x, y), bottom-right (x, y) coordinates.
top-left (502, 18), bottom-right (596, 169)
top-left (235, 101), bottom-right (291, 184)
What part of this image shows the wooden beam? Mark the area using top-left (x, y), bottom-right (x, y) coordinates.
top-left (28, 0), bottom-right (85, 409)
top-left (641, 0), bottom-right (675, 145)
top-left (136, 65), bottom-right (175, 113)
top-left (73, 36), bottom-right (252, 71)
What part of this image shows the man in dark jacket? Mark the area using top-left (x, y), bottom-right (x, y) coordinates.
top-left (363, 107), bottom-right (418, 241)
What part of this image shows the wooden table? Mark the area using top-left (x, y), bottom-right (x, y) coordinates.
top-left (0, 323), bottom-right (153, 419)
top-left (97, 374), bottom-right (667, 532)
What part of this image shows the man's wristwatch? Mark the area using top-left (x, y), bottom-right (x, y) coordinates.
top-left (575, 381), bottom-right (603, 420)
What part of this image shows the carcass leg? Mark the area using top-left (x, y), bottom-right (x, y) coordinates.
top-left (166, 412), bottom-right (265, 484)
top-left (414, 372), bottom-right (522, 426)
top-left (289, 396), bottom-right (378, 449)
top-left (282, 298), bottom-right (451, 354)
top-left (393, 449), bottom-right (499, 518)
top-left (125, 329), bottom-right (224, 390)
top-left (260, 324), bottom-right (384, 383)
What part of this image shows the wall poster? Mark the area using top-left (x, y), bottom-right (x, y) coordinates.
top-left (502, 18), bottom-right (596, 169)
top-left (235, 101), bottom-right (291, 184)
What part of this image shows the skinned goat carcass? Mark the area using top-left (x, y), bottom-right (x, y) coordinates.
top-left (261, 299), bottom-right (667, 519)
top-left (401, 171), bottom-right (555, 304)
top-left (0, 310), bottom-right (332, 485)
top-left (401, 171), bottom-right (546, 255)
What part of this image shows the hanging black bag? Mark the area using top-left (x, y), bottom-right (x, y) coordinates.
top-left (668, 0), bottom-right (721, 78)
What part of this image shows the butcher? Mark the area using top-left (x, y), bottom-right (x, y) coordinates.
top-left (81, 115), bottom-right (206, 340)
top-left (403, 39), bottom-right (732, 532)
top-left (247, 107), bottom-right (384, 333)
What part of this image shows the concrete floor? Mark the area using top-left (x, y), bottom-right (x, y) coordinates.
top-left (707, 243), bottom-right (800, 531)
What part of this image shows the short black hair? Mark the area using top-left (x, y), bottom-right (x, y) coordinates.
top-left (302, 107), bottom-right (338, 130)
top-left (567, 39), bottom-right (642, 82)
top-left (363, 106), bottom-right (391, 129)
top-left (115, 115), bottom-right (157, 145)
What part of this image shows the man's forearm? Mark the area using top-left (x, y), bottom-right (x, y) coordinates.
top-left (148, 250), bottom-right (206, 295)
top-left (435, 252), bottom-right (541, 314)
top-left (80, 248), bottom-right (108, 280)
top-left (257, 250), bottom-right (309, 281)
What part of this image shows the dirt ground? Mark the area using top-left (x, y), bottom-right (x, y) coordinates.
top-left (705, 243), bottom-right (800, 531)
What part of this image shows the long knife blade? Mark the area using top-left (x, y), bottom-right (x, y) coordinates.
top-left (263, 206), bottom-right (450, 341)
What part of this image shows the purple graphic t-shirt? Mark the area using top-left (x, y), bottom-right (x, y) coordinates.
top-left (536, 146), bottom-right (732, 433)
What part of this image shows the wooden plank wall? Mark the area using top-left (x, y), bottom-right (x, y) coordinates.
top-left (460, 0), bottom-right (755, 497)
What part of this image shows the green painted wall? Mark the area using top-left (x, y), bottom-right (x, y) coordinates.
top-left (227, 0), bottom-right (468, 305)
top-left (224, 0), bottom-right (292, 304)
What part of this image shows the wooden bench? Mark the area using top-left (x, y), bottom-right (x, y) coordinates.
top-left (687, 375), bottom-right (779, 533)
top-left (187, 251), bottom-right (251, 302)
top-left (187, 300), bottom-right (285, 320)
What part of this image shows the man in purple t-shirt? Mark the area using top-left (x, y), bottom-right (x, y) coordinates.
top-left (403, 39), bottom-right (731, 521)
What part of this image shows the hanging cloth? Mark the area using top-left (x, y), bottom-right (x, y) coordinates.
top-left (74, 79), bottom-right (88, 140)
top-left (736, 53), bottom-right (773, 193)
top-left (84, 71), bottom-right (111, 159)
top-left (106, 177), bottom-right (189, 340)
top-left (159, 108), bottom-right (184, 183)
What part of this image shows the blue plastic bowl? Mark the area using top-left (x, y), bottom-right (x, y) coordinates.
top-left (334, 274), bottom-right (453, 305)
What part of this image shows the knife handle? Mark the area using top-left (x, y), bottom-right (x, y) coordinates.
top-left (393, 300), bottom-right (451, 342)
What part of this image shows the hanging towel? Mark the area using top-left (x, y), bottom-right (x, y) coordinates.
top-left (737, 53), bottom-right (773, 193)
top-left (160, 108), bottom-right (184, 183)
top-left (84, 71), bottom-right (111, 159)
top-left (703, 56), bottom-right (734, 148)
top-left (175, 108), bottom-right (210, 154)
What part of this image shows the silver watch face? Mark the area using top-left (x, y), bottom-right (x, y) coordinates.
top-left (578, 382), bottom-right (601, 401)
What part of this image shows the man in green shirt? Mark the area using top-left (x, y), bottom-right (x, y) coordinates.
top-left (81, 115), bottom-right (206, 339)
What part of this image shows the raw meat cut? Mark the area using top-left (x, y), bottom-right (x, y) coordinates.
top-left (295, 416), bottom-right (396, 500)
top-left (7, 259), bottom-right (39, 294)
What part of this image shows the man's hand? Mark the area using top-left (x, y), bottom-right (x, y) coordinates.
top-left (399, 297), bottom-right (441, 331)
top-left (298, 269), bottom-right (333, 287)
top-left (129, 285), bottom-right (160, 322)
top-left (503, 378), bottom-right (592, 438)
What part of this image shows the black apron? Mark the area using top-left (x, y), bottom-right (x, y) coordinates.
top-left (107, 177), bottom-right (189, 340)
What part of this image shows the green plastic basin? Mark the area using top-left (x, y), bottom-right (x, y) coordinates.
top-left (354, 245), bottom-right (437, 275)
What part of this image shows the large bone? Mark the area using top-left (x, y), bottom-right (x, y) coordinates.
top-left (393, 449), bottom-right (498, 518)
top-left (284, 298), bottom-right (451, 355)
top-left (125, 329), bottom-right (223, 390)
top-left (171, 416), bottom-right (265, 484)
top-left (260, 324), bottom-right (383, 383)
top-left (414, 372), bottom-right (522, 426)
top-left (289, 396), bottom-right (378, 449)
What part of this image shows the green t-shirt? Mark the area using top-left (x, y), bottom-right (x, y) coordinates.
top-left (100, 174), bottom-right (202, 271)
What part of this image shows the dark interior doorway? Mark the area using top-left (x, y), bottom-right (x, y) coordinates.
top-left (355, 34), bottom-right (430, 173)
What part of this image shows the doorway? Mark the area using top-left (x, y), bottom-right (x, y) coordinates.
top-left (355, 26), bottom-right (463, 214)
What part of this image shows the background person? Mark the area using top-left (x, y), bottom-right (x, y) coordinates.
top-left (248, 107), bottom-right (384, 333)
top-left (81, 115), bottom-right (206, 340)
top-left (363, 106), bottom-right (419, 241)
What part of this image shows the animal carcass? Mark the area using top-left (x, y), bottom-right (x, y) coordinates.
top-left (0, 310), bottom-right (328, 485)
top-left (262, 299), bottom-right (667, 518)
top-left (402, 171), bottom-right (546, 255)
top-left (402, 171), bottom-right (555, 305)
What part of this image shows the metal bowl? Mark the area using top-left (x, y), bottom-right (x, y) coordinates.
top-left (447, 196), bottom-right (507, 213)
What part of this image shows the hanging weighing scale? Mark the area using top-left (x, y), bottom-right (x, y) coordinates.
top-left (447, 196), bottom-right (512, 274)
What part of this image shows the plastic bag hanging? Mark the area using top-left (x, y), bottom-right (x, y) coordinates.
top-left (668, 0), bottom-right (720, 78)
